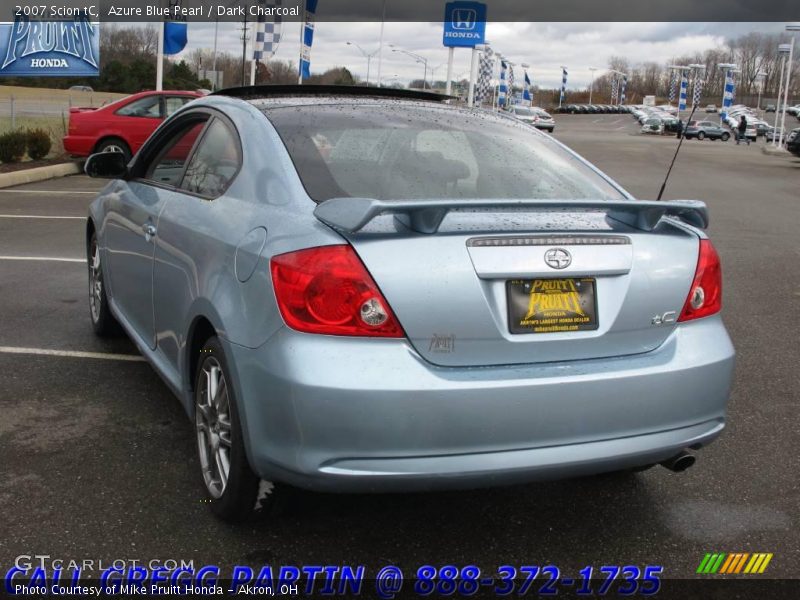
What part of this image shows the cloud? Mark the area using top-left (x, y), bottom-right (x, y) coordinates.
top-left (172, 21), bottom-right (786, 88)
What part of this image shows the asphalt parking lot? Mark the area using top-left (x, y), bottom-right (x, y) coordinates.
top-left (1, 115), bottom-right (798, 583)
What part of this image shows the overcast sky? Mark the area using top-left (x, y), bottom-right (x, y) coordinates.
top-left (174, 22), bottom-right (788, 88)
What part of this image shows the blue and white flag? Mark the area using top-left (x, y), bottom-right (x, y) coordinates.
top-left (164, 0), bottom-right (188, 55)
top-left (678, 70), bottom-right (688, 111)
top-left (498, 60), bottom-right (508, 108)
top-left (560, 67), bottom-right (568, 105)
top-left (721, 69), bottom-right (734, 119)
top-left (620, 74), bottom-right (627, 104)
top-left (730, 71), bottom-right (736, 103)
top-left (523, 70), bottom-right (532, 105)
top-left (668, 70), bottom-right (677, 103)
top-left (254, 0), bottom-right (283, 61)
top-left (299, 0), bottom-right (318, 81)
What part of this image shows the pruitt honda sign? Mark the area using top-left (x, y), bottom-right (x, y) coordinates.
top-left (442, 1), bottom-right (486, 48)
top-left (0, 15), bottom-right (99, 76)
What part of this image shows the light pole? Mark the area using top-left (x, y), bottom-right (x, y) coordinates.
top-left (588, 67), bottom-right (597, 104)
top-left (390, 45), bottom-right (428, 90)
top-left (346, 41), bottom-right (379, 86)
top-left (773, 46), bottom-right (790, 146)
top-left (778, 25), bottom-right (799, 148)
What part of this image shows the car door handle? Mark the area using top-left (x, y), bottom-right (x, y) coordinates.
top-left (142, 224), bottom-right (157, 241)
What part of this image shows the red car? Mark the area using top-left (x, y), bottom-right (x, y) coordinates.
top-left (63, 90), bottom-right (202, 162)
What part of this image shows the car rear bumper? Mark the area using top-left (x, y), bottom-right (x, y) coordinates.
top-left (62, 135), bottom-right (95, 156)
top-left (226, 315), bottom-right (734, 492)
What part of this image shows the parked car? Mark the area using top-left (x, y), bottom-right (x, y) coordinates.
top-left (510, 106), bottom-right (556, 132)
top-left (764, 104), bottom-right (776, 113)
top-left (705, 104), bottom-right (717, 113)
top-left (763, 126), bottom-right (785, 142)
top-left (787, 128), bottom-right (800, 156)
top-left (641, 117), bottom-right (663, 134)
top-left (684, 120), bottom-right (731, 141)
top-left (83, 86), bottom-right (733, 521)
top-left (64, 90), bottom-right (202, 162)
top-left (68, 85), bottom-right (93, 92)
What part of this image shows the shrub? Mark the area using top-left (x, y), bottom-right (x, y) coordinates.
top-left (26, 128), bottom-right (52, 160)
top-left (0, 131), bottom-right (27, 163)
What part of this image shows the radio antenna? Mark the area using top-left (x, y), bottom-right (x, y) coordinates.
top-left (657, 103), bottom-right (698, 201)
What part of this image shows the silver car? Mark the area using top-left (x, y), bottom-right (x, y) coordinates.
top-left (84, 87), bottom-right (734, 521)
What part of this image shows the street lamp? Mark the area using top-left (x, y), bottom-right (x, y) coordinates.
top-left (346, 41), bottom-right (379, 86)
top-left (778, 25), bottom-right (799, 147)
top-left (390, 44), bottom-right (428, 90)
top-left (588, 67), bottom-right (597, 104)
top-left (773, 46), bottom-right (790, 146)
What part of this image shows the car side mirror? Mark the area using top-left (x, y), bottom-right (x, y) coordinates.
top-left (85, 152), bottom-right (128, 179)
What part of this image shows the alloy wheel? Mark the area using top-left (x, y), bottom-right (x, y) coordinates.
top-left (196, 357), bottom-right (233, 499)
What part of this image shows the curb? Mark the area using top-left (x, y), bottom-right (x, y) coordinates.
top-left (761, 145), bottom-right (789, 157)
top-left (0, 161), bottom-right (82, 189)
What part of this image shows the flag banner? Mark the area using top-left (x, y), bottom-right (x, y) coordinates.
top-left (730, 71), bottom-right (736, 103)
top-left (523, 70), bottom-right (532, 104)
top-left (507, 63), bottom-right (515, 94)
top-left (692, 74), bottom-right (704, 107)
top-left (722, 69), bottom-right (734, 112)
top-left (254, 0), bottom-right (283, 61)
top-left (678, 70), bottom-right (688, 111)
top-left (164, 0), bottom-right (188, 55)
top-left (611, 77), bottom-right (619, 103)
top-left (560, 67), bottom-right (568, 105)
top-left (474, 46), bottom-right (494, 105)
top-left (498, 59), bottom-right (508, 108)
top-left (668, 70), bottom-right (677, 102)
top-left (299, 0), bottom-right (318, 80)
top-left (620, 74), bottom-right (627, 104)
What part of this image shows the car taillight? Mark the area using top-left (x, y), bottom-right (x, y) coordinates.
top-left (270, 245), bottom-right (404, 337)
top-left (678, 239), bottom-right (722, 322)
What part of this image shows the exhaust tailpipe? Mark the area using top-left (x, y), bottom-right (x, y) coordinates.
top-left (660, 450), bottom-right (696, 473)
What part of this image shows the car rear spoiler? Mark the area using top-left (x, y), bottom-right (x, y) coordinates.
top-left (313, 197), bottom-right (709, 234)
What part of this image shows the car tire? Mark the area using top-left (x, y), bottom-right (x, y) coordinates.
top-left (721, 133), bottom-right (730, 141)
top-left (697, 132), bottom-right (705, 140)
top-left (88, 231), bottom-right (120, 336)
top-left (95, 137), bottom-right (132, 163)
top-left (194, 336), bottom-right (280, 522)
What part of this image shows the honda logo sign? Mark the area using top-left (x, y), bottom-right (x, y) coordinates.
top-left (443, 2), bottom-right (486, 48)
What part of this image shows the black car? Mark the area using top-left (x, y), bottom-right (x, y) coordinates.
top-left (787, 128), bottom-right (800, 156)
top-left (684, 120), bottom-right (731, 141)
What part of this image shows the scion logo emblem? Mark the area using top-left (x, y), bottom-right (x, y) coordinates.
top-left (544, 248), bottom-right (572, 269)
top-left (452, 9), bottom-right (477, 30)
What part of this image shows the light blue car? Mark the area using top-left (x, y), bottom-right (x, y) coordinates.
top-left (84, 86), bottom-right (734, 521)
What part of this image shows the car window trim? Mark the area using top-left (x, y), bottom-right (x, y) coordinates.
top-left (114, 94), bottom-right (163, 119)
top-left (176, 113), bottom-right (243, 201)
top-left (130, 109), bottom-right (213, 190)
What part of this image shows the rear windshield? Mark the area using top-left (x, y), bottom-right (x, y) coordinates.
top-left (266, 104), bottom-right (626, 202)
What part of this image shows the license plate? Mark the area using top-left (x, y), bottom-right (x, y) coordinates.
top-left (506, 278), bottom-right (598, 334)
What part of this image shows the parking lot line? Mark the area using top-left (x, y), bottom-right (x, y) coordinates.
top-left (0, 346), bottom-right (144, 361)
top-left (0, 214), bottom-right (85, 219)
top-left (0, 256), bottom-right (83, 262)
top-left (0, 189), bottom-right (96, 195)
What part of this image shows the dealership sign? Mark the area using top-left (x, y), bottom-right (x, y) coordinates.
top-left (442, 1), bottom-right (486, 48)
top-left (0, 15), bottom-right (99, 77)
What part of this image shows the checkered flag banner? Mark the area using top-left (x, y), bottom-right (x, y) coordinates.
top-left (253, 0), bottom-right (283, 61)
top-left (474, 46), bottom-right (494, 105)
top-left (678, 70), bottom-right (688, 111)
top-left (692, 74), bottom-right (704, 107)
top-left (507, 63), bottom-right (515, 95)
top-left (611, 77), bottom-right (619, 103)
top-left (523, 70), bottom-right (532, 105)
top-left (668, 70), bottom-right (677, 103)
top-left (620, 74), bottom-right (627, 104)
top-left (498, 60), bottom-right (508, 108)
top-left (560, 67), bottom-right (568, 105)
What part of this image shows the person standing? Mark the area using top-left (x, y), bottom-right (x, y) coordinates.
top-left (737, 115), bottom-right (749, 145)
